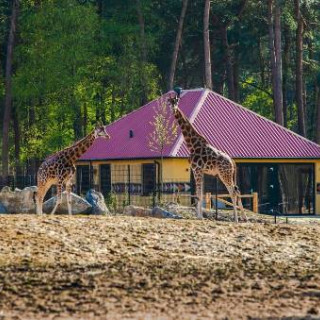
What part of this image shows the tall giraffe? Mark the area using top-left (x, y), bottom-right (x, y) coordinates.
top-left (36, 125), bottom-right (110, 215)
top-left (168, 93), bottom-right (247, 222)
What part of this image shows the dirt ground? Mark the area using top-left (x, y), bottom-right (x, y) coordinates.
top-left (0, 214), bottom-right (320, 320)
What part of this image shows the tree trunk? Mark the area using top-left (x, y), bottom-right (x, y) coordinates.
top-left (203, 0), bottom-right (212, 90)
top-left (274, 0), bottom-right (284, 125)
top-left (315, 84), bottom-right (320, 144)
top-left (233, 50), bottom-right (240, 102)
top-left (221, 25), bottom-right (235, 100)
top-left (83, 103), bottom-right (88, 136)
top-left (268, 0), bottom-right (284, 126)
top-left (2, 0), bottom-right (19, 182)
top-left (12, 105), bottom-right (20, 175)
top-left (168, 0), bottom-right (188, 90)
top-left (295, 0), bottom-right (306, 136)
top-left (282, 21), bottom-right (291, 127)
top-left (258, 37), bottom-right (266, 87)
top-left (136, 0), bottom-right (148, 104)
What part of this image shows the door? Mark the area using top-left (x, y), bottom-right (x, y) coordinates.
top-left (100, 164), bottom-right (111, 196)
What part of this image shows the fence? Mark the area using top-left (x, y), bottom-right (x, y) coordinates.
top-left (1, 163), bottom-right (258, 213)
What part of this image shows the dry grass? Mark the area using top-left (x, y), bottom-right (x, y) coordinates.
top-left (0, 214), bottom-right (320, 319)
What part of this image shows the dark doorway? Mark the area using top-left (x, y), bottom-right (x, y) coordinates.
top-left (76, 165), bottom-right (92, 195)
top-left (100, 164), bottom-right (111, 196)
top-left (142, 164), bottom-right (156, 196)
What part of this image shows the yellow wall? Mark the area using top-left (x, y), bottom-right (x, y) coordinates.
top-left (76, 158), bottom-right (320, 214)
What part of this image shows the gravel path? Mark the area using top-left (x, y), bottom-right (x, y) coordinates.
top-left (0, 214), bottom-right (320, 319)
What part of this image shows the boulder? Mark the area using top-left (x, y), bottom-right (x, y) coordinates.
top-left (43, 192), bottom-right (92, 214)
top-left (0, 186), bottom-right (37, 213)
top-left (123, 205), bottom-right (152, 217)
top-left (0, 202), bottom-right (7, 213)
top-left (123, 205), bottom-right (182, 219)
top-left (163, 202), bottom-right (196, 219)
top-left (85, 189), bottom-right (110, 215)
top-left (151, 206), bottom-right (182, 219)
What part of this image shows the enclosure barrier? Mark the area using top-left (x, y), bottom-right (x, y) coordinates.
top-left (204, 192), bottom-right (259, 213)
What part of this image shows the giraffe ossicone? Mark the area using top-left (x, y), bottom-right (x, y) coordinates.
top-left (36, 125), bottom-right (110, 215)
top-left (168, 92), bottom-right (247, 222)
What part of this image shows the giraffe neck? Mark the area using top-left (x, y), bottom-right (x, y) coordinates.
top-left (63, 131), bottom-right (96, 163)
top-left (174, 108), bottom-right (207, 152)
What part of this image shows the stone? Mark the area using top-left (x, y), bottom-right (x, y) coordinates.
top-left (123, 205), bottom-right (182, 219)
top-left (123, 205), bottom-right (152, 217)
top-left (43, 192), bottom-right (92, 214)
top-left (163, 202), bottom-right (196, 219)
top-left (85, 189), bottom-right (110, 215)
top-left (0, 186), bottom-right (37, 213)
top-left (0, 202), bottom-right (7, 213)
top-left (151, 206), bottom-right (182, 219)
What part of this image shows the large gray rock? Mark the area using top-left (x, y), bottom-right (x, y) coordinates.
top-left (43, 192), bottom-right (92, 214)
top-left (0, 186), bottom-right (37, 213)
top-left (123, 205), bottom-right (152, 217)
top-left (0, 202), bottom-right (7, 213)
top-left (85, 189), bottom-right (110, 215)
top-left (123, 205), bottom-right (182, 219)
top-left (151, 206), bottom-right (182, 219)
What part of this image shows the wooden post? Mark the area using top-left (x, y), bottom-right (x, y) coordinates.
top-left (205, 192), bottom-right (211, 210)
top-left (252, 192), bottom-right (258, 213)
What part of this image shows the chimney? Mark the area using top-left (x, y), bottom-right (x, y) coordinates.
top-left (129, 130), bottom-right (134, 138)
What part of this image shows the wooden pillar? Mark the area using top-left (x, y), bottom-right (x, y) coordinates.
top-left (205, 192), bottom-right (211, 210)
top-left (252, 192), bottom-right (258, 213)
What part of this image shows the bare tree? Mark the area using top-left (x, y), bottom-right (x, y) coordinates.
top-left (203, 0), bottom-right (212, 89)
top-left (148, 98), bottom-right (178, 194)
top-left (168, 0), bottom-right (189, 90)
top-left (295, 0), bottom-right (306, 136)
top-left (268, 0), bottom-right (284, 126)
top-left (2, 0), bottom-right (19, 182)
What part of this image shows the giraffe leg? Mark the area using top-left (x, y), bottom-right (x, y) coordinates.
top-left (193, 169), bottom-right (204, 219)
top-left (226, 186), bottom-right (238, 223)
top-left (36, 189), bottom-right (44, 215)
top-left (66, 181), bottom-right (72, 215)
top-left (51, 184), bottom-right (63, 215)
top-left (236, 190), bottom-right (247, 222)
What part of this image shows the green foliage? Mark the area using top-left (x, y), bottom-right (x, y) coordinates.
top-left (241, 78), bottom-right (274, 120)
top-left (2, 0), bottom-right (320, 172)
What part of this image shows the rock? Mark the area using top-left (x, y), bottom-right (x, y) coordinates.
top-left (0, 202), bottom-right (7, 213)
top-left (123, 205), bottom-right (182, 219)
top-left (43, 192), bottom-right (92, 214)
top-left (151, 206), bottom-right (182, 219)
top-left (85, 189), bottom-right (110, 215)
top-left (1, 186), bottom-right (12, 193)
top-left (163, 202), bottom-right (196, 219)
top-left (123, 205), bottom-right (152, 217)
top-left (0, 186), bottom-right (37, 213)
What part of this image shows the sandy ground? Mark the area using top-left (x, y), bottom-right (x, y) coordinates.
top-left (0, 214), bottom-right (320, 320)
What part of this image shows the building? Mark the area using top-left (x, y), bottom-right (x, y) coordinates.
top-left (77, 89), bottom-right (320, 214)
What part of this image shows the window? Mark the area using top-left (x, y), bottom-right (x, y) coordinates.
top-left (76, 165), bottom-right (92, 195)
top-left (238, 163), bottom-right (315, 214)
top-left (142, 164), bottom-right (156, 196)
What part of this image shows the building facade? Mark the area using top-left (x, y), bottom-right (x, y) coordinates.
top-left (76, 89), bottom-right (320, 214)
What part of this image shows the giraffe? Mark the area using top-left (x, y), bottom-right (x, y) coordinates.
top-left (36, 124), bottom-right (110, 215)
top-left (168, 93), bottom-right (247, 222)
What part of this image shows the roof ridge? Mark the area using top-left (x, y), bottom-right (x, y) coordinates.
top-left (171, 89), bottom-right (209, 156)
top-left (209, 91), bottom-right (320, 150)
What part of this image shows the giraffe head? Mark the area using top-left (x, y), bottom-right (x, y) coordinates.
top-left (168, 94), bottom-right (180, 112)
top-left (94, 123), bottom-right (110, 140)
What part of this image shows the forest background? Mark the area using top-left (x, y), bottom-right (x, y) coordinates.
top-left (1, 0), bottom-right (320, 181)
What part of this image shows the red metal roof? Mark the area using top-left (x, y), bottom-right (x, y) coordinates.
top-left (80, 89), bottom-right (320, 160)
